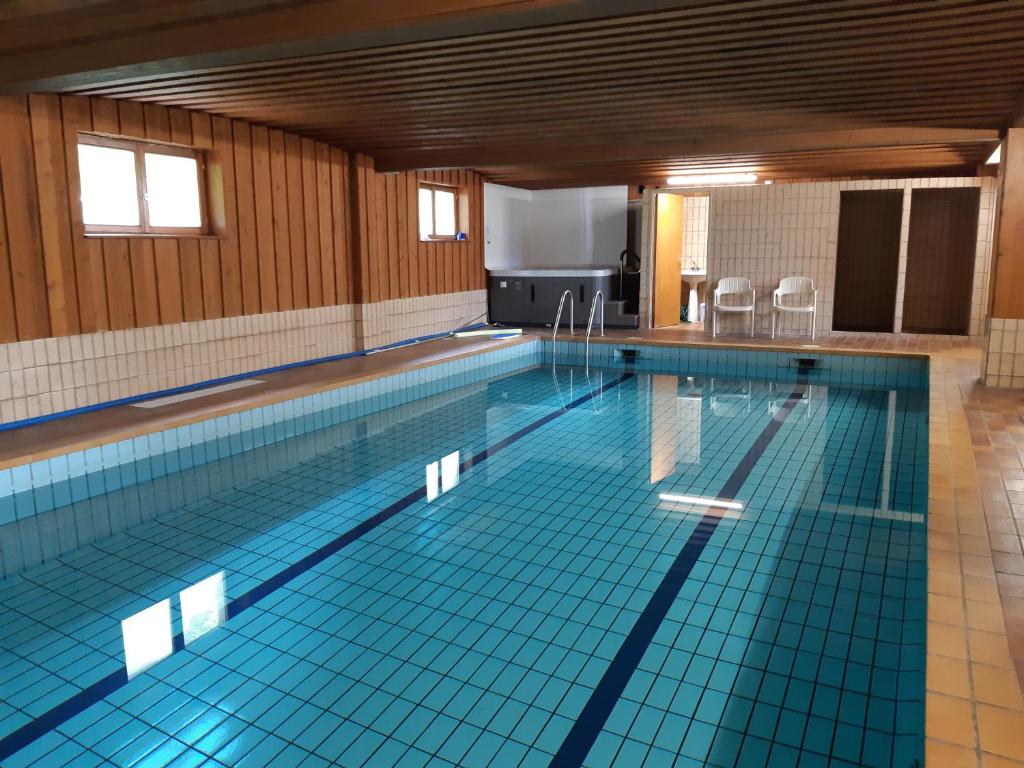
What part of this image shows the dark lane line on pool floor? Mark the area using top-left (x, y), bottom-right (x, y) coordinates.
top-left (549, 375), bottom-right (809, 768)
top-left (0, 369), bottom-right (635, 763)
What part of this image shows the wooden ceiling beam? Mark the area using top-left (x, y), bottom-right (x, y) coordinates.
top-left (372, 127), bottom-right (999, 171)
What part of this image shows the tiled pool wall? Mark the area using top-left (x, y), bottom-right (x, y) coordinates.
top-left (545, 340), bottom-right (930, 389)
top-left (0, 341), bottom-right (543, 578)
top-left (0, 338), bottom-right (928, 579)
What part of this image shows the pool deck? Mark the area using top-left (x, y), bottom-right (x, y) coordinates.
top-left (3, 326), bottom-right (1024, 766)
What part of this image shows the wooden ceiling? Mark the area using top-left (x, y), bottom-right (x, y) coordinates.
top-left (4, 0), bottom-right (1022, 187)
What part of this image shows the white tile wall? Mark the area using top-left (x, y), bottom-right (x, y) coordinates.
top-left (983, 318), bottom-right (1024, 388)
top-left (641, 177), bottom-right (996, 339)
top-left (0, 289), bottom-right (487, 424)
top-left (359, 290), bottom-right (487, 348)
top-left (682, 195), bottom-right (709, 272)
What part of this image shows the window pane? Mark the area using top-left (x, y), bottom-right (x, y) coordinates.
top-left (418, 187), bottom-right (434, 238)
top-left (144, 152), bottom-right (202, 228)
top-left (77, 143), bottom-right (140, 226)
top-left (435, 189), bottom-right (456, 236)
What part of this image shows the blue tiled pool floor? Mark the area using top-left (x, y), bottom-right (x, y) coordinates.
top-left (0, 366), bottom-right (926, 767)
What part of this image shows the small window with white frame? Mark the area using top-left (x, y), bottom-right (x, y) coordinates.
top-left (76, 133), bottom-right (207, 235)
top-left (418, 181), bottom-right (462, 241)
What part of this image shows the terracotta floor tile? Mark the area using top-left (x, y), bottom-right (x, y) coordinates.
top-left (973, 663), bottom-right (1024, 709)
top-left (968, 601), bottom-right (1008, 634)
top-left (928, 692), bottom-right (978, 748)
top-left (969, 629), bottom-right (1017, 669)
top-left (925, 740), bottom-right (979, 768)
top-left (966, 576), bottom-right (1005, 605)
top-left (977, 704), bottom-right (1024, 760)
top-left (929, 622), bottom-right (967, 661)
top-left (929, 654), bottom-right (972, 698)
top-left (933, 595), bottom-right (968, 626)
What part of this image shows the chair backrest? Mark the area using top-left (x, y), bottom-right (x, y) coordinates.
top-left (777, 276), bottom-right (814, 295)
top-left (717, 276), bottom-right (751, 295)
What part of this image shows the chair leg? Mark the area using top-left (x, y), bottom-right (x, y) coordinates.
top-left (712, 308), bottom-right (717, 337)
top-left (811, 307), bottom-right (816, 340)
top-left (771, 311), bottom-right (776, 340)
top-left (749, 309), bottom-right (755, 337)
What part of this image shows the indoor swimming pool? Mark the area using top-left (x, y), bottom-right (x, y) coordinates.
top-left (0, 344), bottom-right (928, 767)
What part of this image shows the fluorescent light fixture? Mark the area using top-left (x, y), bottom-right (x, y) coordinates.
top-left (658, 493), bottom-right (744, 511)
top-left (666, 173), bottom-right (757, 187)
top-left (122, 599), bottom-right (173, 678)
top-left (180, 572), bottom-right (226, 645)
top-left (764, 180), bottom-right (774, 185)
top-left (986, 144), bottom-right (1001, 165)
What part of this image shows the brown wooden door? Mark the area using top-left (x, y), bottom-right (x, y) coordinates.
top-left (653, 193), bottom-right (684, 327)
top-left (902, 188), bottom-right (980, 335)
top-left (833, 190), bottom-right (903, 332)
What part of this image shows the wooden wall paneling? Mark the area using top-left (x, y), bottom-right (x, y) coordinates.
top-left (89, 98), bottom-right (134, 331)
top-left (300, 137), bottom-right (322, 307)
top-left (128, 238), bottom-right (159, 327)
top-left (372, 172), bottom-right (386, 303)
top-left (315, 142), bottom-right (335, 306)
top-left (396, 172), bottom-right (409, 299)
top-left (211, 116), bottom-right (242, 316)
top-left (442, 171), bottom-right (455, 294)
top-left (231, 120), bottom-right (260, 315)
top-left (89, 97), bottom-right (118, 137)
top-left (405, 172), bottom-right (419, 297)
top-left (199, 238), bottom-right (223, 318)
top-left (169, 108), bottom-right (204, 322)
top-left (189, 111), bottom-right (221, 319)
top-left (458, 169), bottom-right (470, 292)
top-left (330, 147), bottom-right (349, 304)
top-left (178, 239), bottom-right (204, 321)
top-left (267, 129), bottom-right (292, 310)
top-left (284, 133), bottom-right (307, 308)
top-left (28, 92), bottom-right (80, 337)
top-left (102, 239), bottom-right (135, 329)
top-left (418, 172), bottom-right (434, 296)
top-left (168, 108), bottom-right (192, 144)
top-left (250, 125), bottom-right (277, 313)
top-left (350, 154), bottom-right (371, 306)
top-left (142, 103), bottom-right (170, 142)
top-left (385, 174), bottom-right (400, 300)
top-left (0, 96), bottom-right (50, 339)
top-left (117, 99), bottom-right (144, 137)
top-left (0, 169), bottom-right (16, 341)
top-left (60, 95), bottom-right (109, 333)
top-left (153, 238), bottom-right (184, 324)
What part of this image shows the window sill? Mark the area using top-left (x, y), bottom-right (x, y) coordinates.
top-left (420, 237), bottom-right (467, 243)
top-left (83, 232), bottom-right (219, 240)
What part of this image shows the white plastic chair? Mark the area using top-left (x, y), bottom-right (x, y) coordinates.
top-left (771, 277), bottom-right (817, 339)
top-left (712, 277), bottom-right (755, 338)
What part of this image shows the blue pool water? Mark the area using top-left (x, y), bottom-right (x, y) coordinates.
top-left (0, 354), bottom-right (927, 767)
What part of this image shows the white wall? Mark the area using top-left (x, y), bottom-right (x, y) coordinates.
top-left (484, 183), bottom-right (627, 270)
top-left (640, 177), bottom-right (996, 338)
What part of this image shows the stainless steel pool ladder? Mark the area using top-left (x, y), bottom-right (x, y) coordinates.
top-left (551, 290), bottom-right (574, 366)
top-left (584, 290), bottom-right (605, 373)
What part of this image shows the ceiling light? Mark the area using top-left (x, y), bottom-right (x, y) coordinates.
top-left (666, 173), bottom-right (757, 186)
top-left (986, 145), bottom-right (1001, 165)
top-left (658, 493), bottom-right (744, 511)
top-left (764, 180), bottom-right (774, 185)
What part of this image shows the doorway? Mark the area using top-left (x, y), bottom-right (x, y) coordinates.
top-left (833, 190), bottom-right (904, 332)
top-left (653, 192), bottom-right (710, 329)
